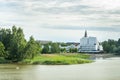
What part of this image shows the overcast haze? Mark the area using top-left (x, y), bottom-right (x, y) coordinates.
top-left (0, 0), bottom-right (120, 42)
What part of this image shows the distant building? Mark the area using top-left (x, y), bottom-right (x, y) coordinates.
top-left (59, 43), bottom-right (80, 52)
top-left (79, 30), bottom-right (103, 53)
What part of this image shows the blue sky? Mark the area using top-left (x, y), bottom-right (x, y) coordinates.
top-left (0, 0), bottom-right (120, 42)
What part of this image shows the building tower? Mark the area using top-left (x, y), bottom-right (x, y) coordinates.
top-left (84, 30), bottom-right (87, 37)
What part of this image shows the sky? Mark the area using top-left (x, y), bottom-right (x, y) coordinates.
top-left (0, 0), bottom-right (120, 42)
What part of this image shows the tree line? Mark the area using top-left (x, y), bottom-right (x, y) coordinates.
top-left (0, 26), bottom-right (120, 63)
top-left (0, 26), bottom-right (72, 62)
top-left (0, 26), bottom-right (41, 62)
top-left (41, 43), bottom-right (60, 53)
top-left (41, 42), bottom-right (78, 54)
top-left (102, 39), bottom-right (120, 54)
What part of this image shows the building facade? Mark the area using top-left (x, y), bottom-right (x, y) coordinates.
top-left (79, 31), bottom-right (103, 53)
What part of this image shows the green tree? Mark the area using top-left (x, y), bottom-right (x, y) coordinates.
top-left (0, 42), bottom-right (5, 57)
top-left (117, 38), bottom-right (120, 46)
top-left (24, 36), bottom-right (41, 59)
top-left (73, 48), bottom-right (78, 53)
top-left (60, 48), bottom-right (66, 53)
top-left (69, 48), bottom-right (78, 53)
top-left (0, 28), bottom-right (11, 52)
top-left (60, 43), bottom-right (67, 46)
top-left (115, 46), bottom-right (120, 54)
top-left (102, 39), bottom-right (119, 53)
top-left (102, 41), bottom-right (111, 53)
top-left (42, 44), bottom-right (49, 53)
top-left (8, 26), bottom-right (26, 61)
top-left (51, 43), bottom-right (60, 53)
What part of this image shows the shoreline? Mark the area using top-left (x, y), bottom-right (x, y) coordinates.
top-left (0, 53), bottom-right (116, 65)
top-left (89, 53), bottom-right (115, 59)
top-left (0, 53), bottom-right (92, 65)
top-left (21, 53), bottom-right (92, 65)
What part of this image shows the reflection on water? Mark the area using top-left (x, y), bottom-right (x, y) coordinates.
top-left (0, 57), bottom-right (120, 80)
top-left (95, 57), bottom-right (103, 60)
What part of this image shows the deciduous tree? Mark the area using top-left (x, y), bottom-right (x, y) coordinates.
top-left (24, 36), bottom-right (41, 59)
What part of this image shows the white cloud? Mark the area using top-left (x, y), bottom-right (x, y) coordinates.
top-left (0, 0), bottom-right (120, 42)
top-left (81, 0), bottom-right (120, 10)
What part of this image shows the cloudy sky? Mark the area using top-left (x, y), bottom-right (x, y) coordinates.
top-left (0, 0), bottom-right (120, 42)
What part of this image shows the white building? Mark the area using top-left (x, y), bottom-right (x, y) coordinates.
top-left (79, 31), bottom-right (103, 53)
top-left (59, 43), bottom-right (80, 52)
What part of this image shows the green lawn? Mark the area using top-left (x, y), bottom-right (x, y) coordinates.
top-left (21, 53), bottom-right (92, 65)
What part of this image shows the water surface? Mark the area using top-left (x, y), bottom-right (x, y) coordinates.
top-left (0, 57), bottom-right (120, 80)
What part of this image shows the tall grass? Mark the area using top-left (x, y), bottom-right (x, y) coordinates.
top-left (22, 53), bottom-right (92, 65)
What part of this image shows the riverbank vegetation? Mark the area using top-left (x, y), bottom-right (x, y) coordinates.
top-left (0, 26), bottom-right (41, 62)
top-left (21, 53), bottom-right (92, 65)
top-left (0, 26), bottom-right (119, 65)
top-left (0, 26), bottom-right (92, 65)
top-left (102, 39), bottom-right (120, 55)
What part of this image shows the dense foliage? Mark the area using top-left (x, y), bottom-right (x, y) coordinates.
top-left (41, 44), bottom-right (50, 53)
top-left (0, 26), bottom-right (119, 63)
top-left (0, 42), bottom-right (5, 57)
top-left (42, 42), bottom-right (60, 53)
top-left (0, 26), bottom-right (41, 62)
top-left (41, 42), bottom-right (78, 53)
top-left (102, 39), bottom-right (120, 54)
top-left (51, 43), bottom-right (60, 53)
top-left (24, 36), bottom-right (41, 59)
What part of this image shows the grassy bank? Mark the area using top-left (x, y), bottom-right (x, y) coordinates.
top-left (21, 53), bottom-right (92, 65)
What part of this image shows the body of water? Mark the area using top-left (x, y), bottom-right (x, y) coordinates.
top-left (0, 57), bottom-right (120, 80)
